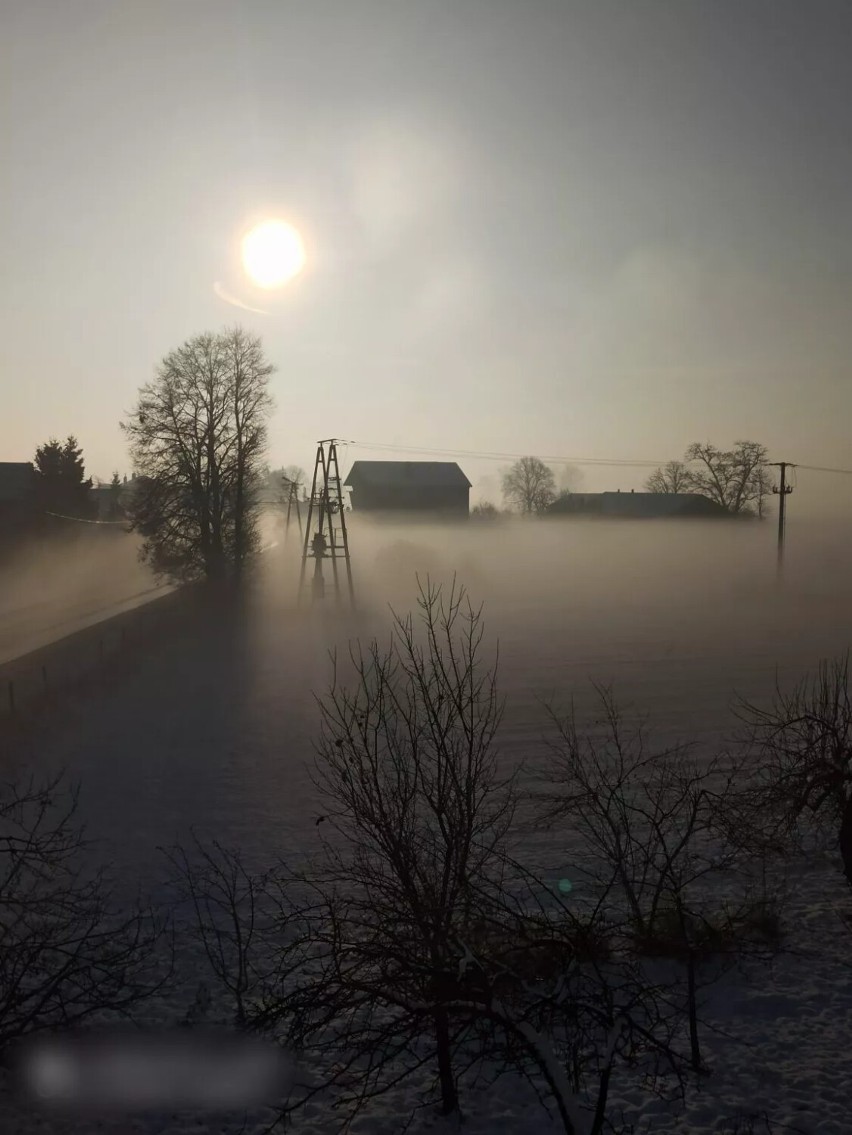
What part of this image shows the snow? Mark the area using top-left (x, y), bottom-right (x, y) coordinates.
top-left (3, 516), bottom-right (852, 1133)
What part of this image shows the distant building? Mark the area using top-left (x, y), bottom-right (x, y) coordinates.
top-left (0, 462), bottom-right (36, 516)
top-left (548, 491), bottom-right (729, 519)
top-left (90, 483), bottom-right (116, 520)
top-left (89, 477), bottom-right (140, 522)
top-left (344, 461), bottom-right (471, 518)
top-left (0, 462), bottom-right (36, 542)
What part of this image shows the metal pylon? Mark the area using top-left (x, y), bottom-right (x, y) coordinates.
top-left (298, 440), bottom-right (355, 606)
top-left (283, 477), bottom-right (303, 545)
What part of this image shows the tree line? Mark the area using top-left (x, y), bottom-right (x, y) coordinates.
top-left (29, 324), bottom-right (773, 576)
top-left (489, 441), bottom-right (772, 517)
top-left (27, 436), bottom-right (130, 524)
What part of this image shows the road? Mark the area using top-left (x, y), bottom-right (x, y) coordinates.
top-left (0, 582), bottom-right (175, 665)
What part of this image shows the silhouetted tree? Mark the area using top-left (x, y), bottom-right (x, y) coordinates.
top-left (306, 579), bottom-right (516, 1118)
top-left (174, 586), bottom-right (693, 1134)
top-left (537, 687), bottom-right (780, 1077)
top-left (104, 472), bottom-right (124, 521)
top-left (733, 654), bottom-right (852, 878)
top-left (265, 464), bottom-right (307, 505)
top-left (683, 441), bottom-right (768, 515)
top-left (33, 436), bottom-right (94, 519)
top-left (280, 464), bottom-right (306, 490)
top-left (470, 500), bottom-right (501, 520)
top-left (501, 457), bottom-right (556, 514)
top-left (645, 460), bottom-right (691, 494)
top-left (121, 327), bottom-right (274, 584)
top-left (0, 772), bottom-right (168, 1049)
top-left (559, 464), bottom-right (584, 494)
top-left (556, 463), bottom-right (584, 494)
top-left (753, 466), bottom-right (774, 520)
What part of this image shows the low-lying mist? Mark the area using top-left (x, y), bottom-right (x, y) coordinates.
top-left (0, 528), bottom-right (157, 662)
top-left (257, 511), bottom-right (852, 752)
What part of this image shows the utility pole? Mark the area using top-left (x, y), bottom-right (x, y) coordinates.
top-left (768, 461), bottom-right (794, 576)
top-left (282, 476), bottom-right (303, 545)
top-left (299, 440), bottom-right (355, 607)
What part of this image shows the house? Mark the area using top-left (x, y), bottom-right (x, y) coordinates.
top-left (87, 476), bottom-right (142, 522)
top-left (0, 462), bottom-right (36, 535)
top-left (90, 482), bottom-right (116, 520)
top-left (343, 461), bottom-right (471, 518)
top-left (548, 491), bottom-right (729, 519)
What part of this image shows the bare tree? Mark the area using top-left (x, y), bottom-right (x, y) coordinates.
top-left (163, 836), bottom-right (304, 1031)
top-left (172, 594), bottom-right (708, 1133)
top-left (733, 654), bottom-right (852, 879)
top-left (470, 500), bottom-right (501, 520)
top-left (501, 457), bottom-right (556, 514)
top-left (267, 465), bottom-right (307, 501)
top-left (684, 441), bottom-right (769, 515)
top-left (645, 461), bottom-right (691, 494)
top-left (753, 466), bottom-right (775, 520)
top-left (301, 578), bottom-right (517, 1120)
top-left (536, 686), bottom-right (780, 1076)
top-left (280, 464), bottom-right (307, 491)
top-left (121, 326), bottom-right (274, 583)
top-left (556, 464), bottom-right (584, 495)
top-left (0, 772), bottom-right (169, 1050)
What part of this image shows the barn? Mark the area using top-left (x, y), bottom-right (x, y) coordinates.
top-left (343, 461), bottom-right (471, 518)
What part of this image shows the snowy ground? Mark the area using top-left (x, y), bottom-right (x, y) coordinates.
top-left (3, 516), bottom-right (852, 1133)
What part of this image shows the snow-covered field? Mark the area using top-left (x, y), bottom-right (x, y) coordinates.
top-left (4, 516), bottom-right (852, 1134)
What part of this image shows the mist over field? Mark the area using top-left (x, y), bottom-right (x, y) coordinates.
top-left (0, 529), bottom-right (159, 664)
top-left (2, 511), bottom-right (851, 1135)
top-left (8, 510), bottom-right (842, 879)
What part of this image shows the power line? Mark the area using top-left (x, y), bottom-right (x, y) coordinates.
top-left (346, 443), bottom-right (852, 478)
top-left (275, 434), bottom-right (852, 480)
top-left (342, 439), bottom-right (666, 468)
top-left (43, 511), bottom-right (127, 526)
top-left (796, 464), bottom-right (852, 476)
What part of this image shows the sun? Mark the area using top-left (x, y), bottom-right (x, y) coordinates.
top-left (241, 220), bottom-right (306, 288)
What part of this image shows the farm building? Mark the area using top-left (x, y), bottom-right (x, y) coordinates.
top-left (548, 491), bottom-right (730, 518)
top-left (343, 461), bottom-right (471, 517)
top-left (0, 462), bottom-right (36, 536)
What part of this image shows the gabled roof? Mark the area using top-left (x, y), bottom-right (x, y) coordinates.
top-left (0, 462), bottom-right (35, 503)
top-left (344, 461), bottom-right (472, 490)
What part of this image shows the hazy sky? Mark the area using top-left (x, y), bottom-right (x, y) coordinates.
top-left (3, 0), bottom-right (851, 505)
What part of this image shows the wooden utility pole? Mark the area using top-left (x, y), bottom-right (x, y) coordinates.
top-left (768, 461), bottom-right (794, 575)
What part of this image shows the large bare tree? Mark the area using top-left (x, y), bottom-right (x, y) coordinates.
top-left (645, 444), bottom-right (769, 514)
top-left (645, 460), bottom-right (691, 494)
top-left (501, 456), bottom-right (556, 514)
top-left (122, 327), bottom-right (274, 583)
top-left (683, 441), bottom-right (769, 516)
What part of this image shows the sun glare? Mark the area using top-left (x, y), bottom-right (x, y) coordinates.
top-left (241, 220), bottom-right (306, 288)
